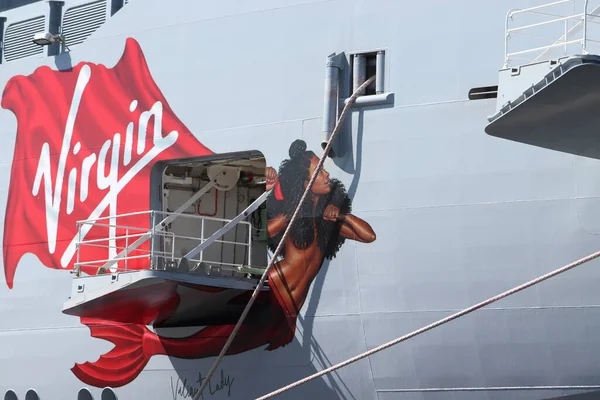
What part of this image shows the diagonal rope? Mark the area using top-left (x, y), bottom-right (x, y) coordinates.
top-left (256, 247), bottom-right (600, 399)
top-left (193, 75), bottom-right (377, 399)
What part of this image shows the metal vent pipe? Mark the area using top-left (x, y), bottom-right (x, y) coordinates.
top-left (0, 17), bottom-right (6, 64)
top-left (353, 54), bottom-right (366, 95)
top-left (376, 51), bottom-right (385, 94)
top-left (321, 53), bottom-right (342, 157)
top-left (47, 0), bottom-right (64, 56)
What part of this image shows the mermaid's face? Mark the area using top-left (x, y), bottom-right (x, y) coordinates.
top-left (306, 156), bottom-right (331, 195)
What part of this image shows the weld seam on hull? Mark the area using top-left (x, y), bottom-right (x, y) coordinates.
top-left (376, 385), bottom-right (600, 392)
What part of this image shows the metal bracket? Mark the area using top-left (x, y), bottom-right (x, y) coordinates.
top-left (207, 165), bottom-right (241, 191)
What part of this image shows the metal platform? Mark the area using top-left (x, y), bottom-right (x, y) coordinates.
top-left (62, 269), bottom-right (268, 327)
top-left (485, 0), bottom-right (600, 158)
top-left (61, 168), bottom-right (271, 327)
top-left (486, 55), bottom-right (600, 159)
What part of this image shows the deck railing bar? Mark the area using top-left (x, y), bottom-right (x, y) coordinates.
top-left (77, 243), bottom-right (172, 256)
top-left (77, 232), bottom-right (163, 245)
top-left (508, 38), bottom-right (583, 57)
top-left (504, 0), bottom-right (600, 67)
top-left (78, 232), bottom-right (174, 246)
top-left (77, 210), bottom-right (152, 223)
top-left (78, 210), bottom-right (252, 227)
top-left (526, 10), bottom-right (576, 19)
top-left (509, 0), bottom-right (574, 17)
top-left (74, 209), bottom-right (258, 278)
top-left (508, 13), bottom-right (584, 33)
top-left (168, 234), bottom-right (251, 247)
top-left (75, 254), bottom-right (150, 266)
top-left (511, 32), bottom-right (570, 41)
top-left (78, 222), bottom-right (152, 232)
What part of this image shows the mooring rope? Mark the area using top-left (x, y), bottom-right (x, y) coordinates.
top-left (193, 75), bottom-right (377, 399)
top-left (256, 247), bottom-right (600, 399)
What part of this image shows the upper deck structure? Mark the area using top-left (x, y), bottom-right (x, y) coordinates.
top-left (487, 0), bottom-right (600, 159)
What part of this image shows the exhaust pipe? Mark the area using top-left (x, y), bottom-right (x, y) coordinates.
top-left (321, 53), bottom-right (342, 157)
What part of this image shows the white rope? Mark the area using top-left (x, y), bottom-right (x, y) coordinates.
top-left (256, 246), bottom-right (600, 399)
top-left (193, 75), bottom-right (377, 399)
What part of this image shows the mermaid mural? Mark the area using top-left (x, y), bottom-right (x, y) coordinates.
top-left (70, 139), bottom-right (376, 387)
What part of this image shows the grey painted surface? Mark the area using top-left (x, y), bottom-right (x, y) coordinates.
top-left (0, 0), bottom-right (599, 399)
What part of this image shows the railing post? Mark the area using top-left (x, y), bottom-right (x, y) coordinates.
top-left (504, 9), bottom-right (512, 68)
top-left (76, 221), bottom-right (81, 277)
top-left (200, 218), bottom-right (205, 262)
top-left (125, 227), bottom-right (129, 271)
top-left (248, 223), bottom-right (252, 267)
top-left (583, 0), bottom-right (589, 54)
top-left (150, 211), bottom-right (156, 269)
top-left (171, 232), bottom-right (175, 267)
top-left (565, 19), bottom-right (568, 55)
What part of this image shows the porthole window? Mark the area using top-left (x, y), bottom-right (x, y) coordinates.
top-left (101, 388), bottom-right (117, 400)
top-left (4, 390), bottom-right (17, 400)
top-left (24, 390), bottom-right (38, 400)
top-left (78, 388), bottom-right (93, 400)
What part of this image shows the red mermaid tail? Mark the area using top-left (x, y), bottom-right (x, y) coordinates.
top-left (72, 308), bottom-right (295, 388)
top-left (71, 319), bottom-right (152, 388)
top-left (72, 268), bottom-right (298, 388)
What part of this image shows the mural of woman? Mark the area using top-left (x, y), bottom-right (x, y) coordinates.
top-left (265, 139), bottom-right (376, 326)
top-left (71, 139), bottom-right (377, 388)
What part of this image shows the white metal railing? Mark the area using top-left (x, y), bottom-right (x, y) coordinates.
top-left (73, 210), bottom-right (263, 279)
top-left (504, 0), bottom-right (600, 67)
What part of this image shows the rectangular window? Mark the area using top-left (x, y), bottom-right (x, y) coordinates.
top-left (350, 50), bottom-right (386, 96)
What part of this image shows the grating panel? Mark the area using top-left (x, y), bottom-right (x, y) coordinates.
top-left (62, 0), bottom-right (107, 48)
top-left (3, 16), bottom-right (45, 62)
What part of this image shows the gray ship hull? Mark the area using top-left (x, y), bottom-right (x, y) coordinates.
top-left (0, 0), bottom-right (599, 399)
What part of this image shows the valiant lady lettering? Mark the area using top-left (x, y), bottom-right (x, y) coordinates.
top-left (170, 370), bottom-right (235, 400)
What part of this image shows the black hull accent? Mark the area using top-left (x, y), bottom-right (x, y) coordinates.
top-left (62, 270), bottom-right (269, 328)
